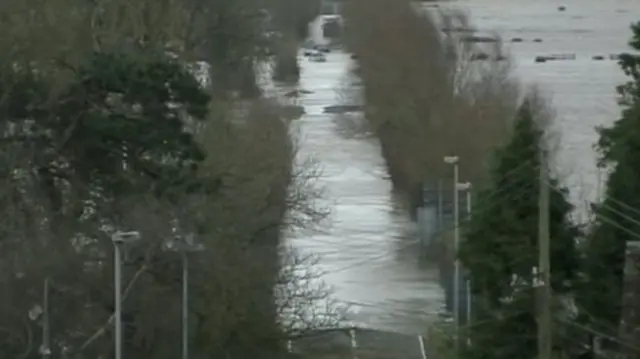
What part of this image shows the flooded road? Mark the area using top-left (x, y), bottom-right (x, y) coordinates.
top-left (280, 0), bottom-right (640, 336)
top-left (284, 51), bottom-right (443, 334)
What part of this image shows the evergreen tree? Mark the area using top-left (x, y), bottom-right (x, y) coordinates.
top-left (580, 22), bottom-right (640, 331)
top-left (0, 50), bottom-right (212, 358)
top-left (458, 99), bottom-right (580, 359)
top-left (1, 51), bottom-right (210, 207)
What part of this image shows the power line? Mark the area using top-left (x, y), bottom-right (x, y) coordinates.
top-left (559, 328), bottom-right (630, 359)
top-left (294, 156), bottom-right (543, 276)
top-left (554, 316), bottom-right (640, 354)
top-left (463, 157), bottom-right (540, 207)
top-left (545, 179), bottom-right (640, 241)
top-left (554, 183), bottom-right (640, 227)
top-left (599, 200), bottom-right (640, 230)
top-left (323, 169), bottom-right (539, 275)
top-left (571, 302), bottom-right (626, 339)
top-left (308, 160), bottom-right (640, 346)
top-left (594, 212), bottom-right (640, 241)
top-left (606, 195), bottom-right (640, 218)
top-left (287, 159), bottom-right (540, 264)
top-left (542, 178), bottom-right (640, 355)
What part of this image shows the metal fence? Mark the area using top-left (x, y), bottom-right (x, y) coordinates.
top-left (417, 180), bottom-right (472, 326)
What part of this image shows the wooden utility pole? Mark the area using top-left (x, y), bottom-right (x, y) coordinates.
top-left (537, 150), bottom-right (552, 359)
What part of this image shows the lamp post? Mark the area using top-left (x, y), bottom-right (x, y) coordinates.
top-left (443, 155), bottom-right (460, 343)
top-left (164, 234), bottom-right (205, 359)
top-left (40, 278), bottom-right (51, 359)
top-left (457, 181), bottom-right (472, 344)
top-left (111, 231), bottom-right (141, 359)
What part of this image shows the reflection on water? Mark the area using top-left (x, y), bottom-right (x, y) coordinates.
top-left (282, 51), bottom-right (444, 334)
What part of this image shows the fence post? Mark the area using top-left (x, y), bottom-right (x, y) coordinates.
top-left (419, 181), bottom-right (440, 254)
top-left (437, 179), bottom-right (443, 232)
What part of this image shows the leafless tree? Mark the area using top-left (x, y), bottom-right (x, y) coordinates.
top-left (343, 0), bottom-right (520, 209)
top-left (0, 1), bottom-right (339, 358)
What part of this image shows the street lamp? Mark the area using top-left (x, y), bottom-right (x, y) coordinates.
top-left (111, 231), bottom-right (141, 359)
top-left (443, 155), bottom-right (460, 339)
top-left (457, 181), bottom-right (473, 344)
top-left (40, 278), bottom-right (51, 359)
top-left (164, 234), bottom-right (205, 359)
top-left (28, 282), bottom-right (51, 359)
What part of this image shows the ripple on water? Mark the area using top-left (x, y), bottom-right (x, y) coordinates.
top-left (284, 46), bottom-right (445, 333)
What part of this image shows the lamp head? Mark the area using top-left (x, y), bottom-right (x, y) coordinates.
top-left (443, 155), bottom-right (459, 164)
top-left (111, 231), bottom-right (141, 244)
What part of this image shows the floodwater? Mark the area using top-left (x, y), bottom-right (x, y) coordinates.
top-left (283, 51), bottom-right (444, 334)
top-left (445, 0), bottom-right (640, 216)
top-left (281, 0), bottom-right (640, 335)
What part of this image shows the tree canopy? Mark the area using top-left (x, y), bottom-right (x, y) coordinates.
top-left (458, 99), bottom-right (580, 359)
top-left (580, 21), bottom-right (640, 333)
top-left (0, 1), bottom-right (332, 357)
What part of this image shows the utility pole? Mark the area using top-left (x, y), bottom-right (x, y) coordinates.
top-left (464, 184), bottom-right (472, 330)
top-left (456, 183), bottom-right (473, 322)
top-left (537, 150), bottom-right (552, 359)
top-left (437, 179), bottom-right (444, 232)
top-left (164, 234), bottom-right (204, 359)
top-left (182, 250), bottom-right (189, 359)
top-left (111, 231), bottom-right (141, 359)
top-left (462, 182), bottom-right (473, 343)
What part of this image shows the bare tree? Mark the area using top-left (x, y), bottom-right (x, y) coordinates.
top-left (0, 97), bottom-right (338, 359)
top-left (0, 1), bottom-right (337, 358)
top-left (343, 0), bottom-right (520, 209)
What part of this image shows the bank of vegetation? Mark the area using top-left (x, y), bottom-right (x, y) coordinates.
top-left (343, 0), bottom-right (518, 211)
top-left (0, 0), bottom-right (334, 358)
